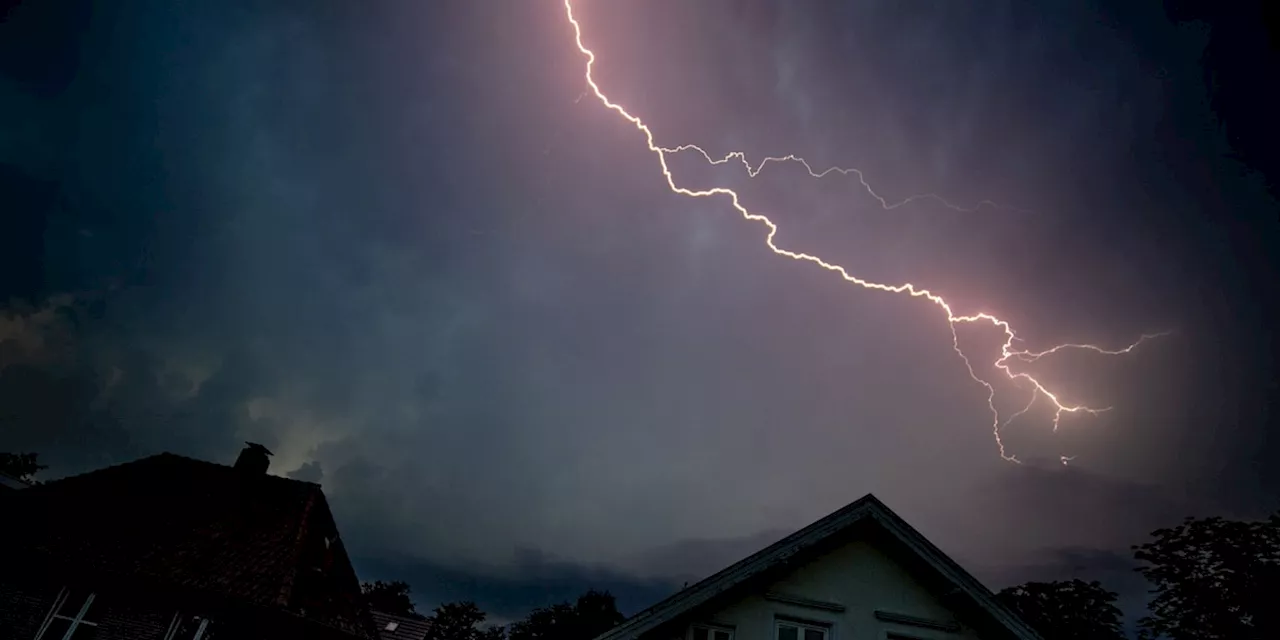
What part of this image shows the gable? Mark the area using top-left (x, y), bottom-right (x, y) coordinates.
top-left (599, 495), bottom-right (1039, 640)
top-left (665, 537), bottom-right (981, 640)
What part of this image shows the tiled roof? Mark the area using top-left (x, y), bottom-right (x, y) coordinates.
top-left (0, 452), bottom-right (375, 639)
top-left (371, 611), bottom-right (432, 640)
top-left (0, 471), bottom-right (31, 491)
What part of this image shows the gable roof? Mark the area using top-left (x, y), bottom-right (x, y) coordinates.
top-left (371, 611), bottom-right (432, 640)
top-left (0, 452), bottom-right (375, 639)
top-left (597, 494), bottom-right (1042, 640)
top-left (0, 470), bottom-right (31, 491)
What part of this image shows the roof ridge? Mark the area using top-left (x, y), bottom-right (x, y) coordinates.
top-left (594, 493), bottom-right (1043, 640)
top-left (595, 495), bottom-right (880, 639)
top-left (32, 451), bottom-right (321, 489)
top-left (24, 452), bottom-right (170, 488)
top-left (864, 506), bottom-right (1043, 638)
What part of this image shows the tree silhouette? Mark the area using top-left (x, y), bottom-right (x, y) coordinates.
top-left (996, 579), bottom-right (1125, 640)
top-left (476, 627), bottom-right (507, 640)
top-left (361, 580), bottom-right (423, 619)
top-left (425, 601), bottom-right (506, 640)
top-left (508, 602), bottom-right (575, 640)
top-left (0, 451), bottom-right (45, 482)
top-left (508, 590), bottom-right (623, 640)
top-left (1133, 513), bottom-right (1280, 639)
top-left (571, 590), bottom-right (625, 637)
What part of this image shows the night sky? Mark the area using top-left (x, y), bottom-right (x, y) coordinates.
top-left (2, 0), bottom-right (1277, 629)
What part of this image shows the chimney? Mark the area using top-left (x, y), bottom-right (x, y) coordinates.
top-left (234, 442), bottom-right (273, 475)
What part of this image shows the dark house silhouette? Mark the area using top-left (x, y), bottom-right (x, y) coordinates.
top-left (0, 469), bottom-right (32, 492)
top-left (0, 443), bottom-right (376, 639)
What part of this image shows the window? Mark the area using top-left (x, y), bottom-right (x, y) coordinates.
top-left (690, 624), bottom-right (733, 640)
top-left (35, 589), bottom-right (99, 640)
top-left (165, 613), bottom-right (215, 640)
top-left (776, 619), bottom-right (829, 640)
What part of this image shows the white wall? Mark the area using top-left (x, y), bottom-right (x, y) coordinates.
top-left (666, 539), bottom-right (985, 640)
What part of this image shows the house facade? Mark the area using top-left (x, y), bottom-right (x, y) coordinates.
top-left (0, 444), bottom-right (376, 639)
top-left (598, 495), bottom-right (1042, 640)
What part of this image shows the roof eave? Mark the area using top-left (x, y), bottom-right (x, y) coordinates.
top-left (595, 495), bottom-right (1043, 640)
top-left (595, 498), bottom-right (881, 640)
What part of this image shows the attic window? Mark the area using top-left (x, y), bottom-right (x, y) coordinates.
top-left (385, 621), bottom-right (400, 632)
top-left (690, 624), bottom-right (733, 640)
top-left (776, 619), bottom-right (829, 640)
top-left (165, 613), bottom-right (214, 640)
top-left (36, 589), bottom-right (99, 640)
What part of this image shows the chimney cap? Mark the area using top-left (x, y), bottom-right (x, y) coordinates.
top-left (243, 442), bottom-right (274, 456)
top-left (234, 442), bottom-right (274, 475)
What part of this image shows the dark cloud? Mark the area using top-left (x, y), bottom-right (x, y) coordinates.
top-left (288, 460), bottom-right (324, 484)
top-left (624, 531), bottom-right (792, 583)
top-left (2, 0), bottom-right (1276, 625)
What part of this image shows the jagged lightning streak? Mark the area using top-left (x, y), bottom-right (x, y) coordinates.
top-left (657, 145), bottom-right (1026, 214)
top-left (562, 0), bottom-right (1162, 463)
top-left (1009, 332), bottom-right (1171, 363)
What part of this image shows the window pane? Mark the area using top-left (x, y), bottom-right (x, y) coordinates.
top-left (804, 629), bottom-right (825, 640)
top-left (777, 624), bottom-right (798, 640)
top-left (56, 592), bottom-right (92, 617)
top-left (713, 631), bottom-right (731, 640)
top-left (175, 616), bottom-right (215, 640)
top-left (43, 618), bottom-right (72, 640)
top-left (693, 627), bottom-right (709, 640)
top-left (197, 620), bottom-right (217, 640)
top-left (69, 625), bottom-right (99, 640)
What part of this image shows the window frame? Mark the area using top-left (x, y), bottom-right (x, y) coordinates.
top-left (163, 612), bottom-right (214, 640)
top-left (774, 616), bottom-right (833, 640)
top-left (688, 622), bottom-right (736, 640)
top-left (34, 588), bottom-right (100, 640)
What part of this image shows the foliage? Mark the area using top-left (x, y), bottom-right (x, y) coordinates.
top-left (0, 451), bottom-right (46, 483)
top-left (425, 601), bottom-right (506, 640)
top-left (508, 590), bottom-right (624, 640)
top-left (476, 626), bottom-right (507, 640)
top-left (476, 626), bottom-right (508, 640)
top-left (1132, 513), bottom-right (1280, 640)
top-left (996, 579), bottom-right (1125, 640)
top-left (361, 580), bottom-right (424, 619)
top-left (358, 582), bottom-right (622, 639)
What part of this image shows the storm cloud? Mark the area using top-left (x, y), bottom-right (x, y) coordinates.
top-left (2, 0), bottom-right (1276, 622)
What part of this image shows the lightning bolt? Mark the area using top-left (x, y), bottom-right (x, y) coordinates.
top-left (657, 144), bottom-right (1027, 214)
top-left (562, 1), bottom-right (1163, 464)
top-left (1009, 332), bottom-right (1171, 363)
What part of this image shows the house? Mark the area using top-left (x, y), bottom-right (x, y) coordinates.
top-left (0, 470), bottom-right (31, 492)
top-left (597, 494), bottom-right (1042, 640)
top-left (371, 610), bottom-right (432, 640)
top-left (0, 443), bottom-right (377, 639)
